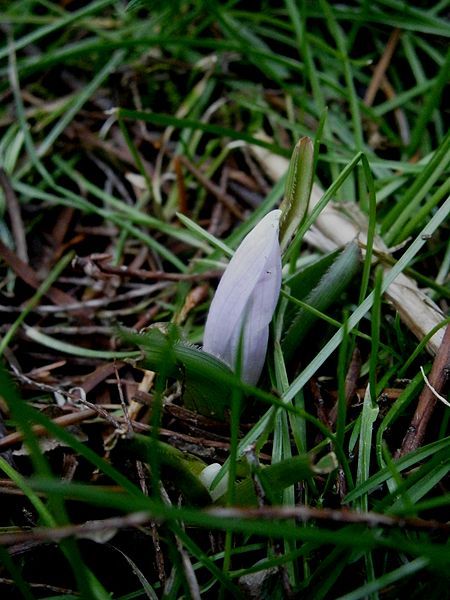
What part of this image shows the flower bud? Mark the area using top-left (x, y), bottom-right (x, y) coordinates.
top-left (203, 210), bottom-right (282, 384)
top-left (198, 463), bottom-right (229, 501)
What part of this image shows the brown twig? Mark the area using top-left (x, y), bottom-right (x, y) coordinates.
top-left (0, 577), bottom-right (79, 596)
top-left (115, 364), bottom-right (133, 434)
top-left (178, 154), bottom-right (245, 220)
top-left (310, 378), bottom-right (331, 429)
top-left (137, 459), bottom-right (166, 585)
top-left (0, 409), bottom-right (97, 449)
top-left (0, 239), bottom-right (85, 313)
top-left (0, 362), bottom-right (128, 449)
top-left (329, 347), bottom-right (362, 426)
top-left (364, 29), bottom-right (401, 107)
top-left (0, 512), bottom-right (150, 546)
top-left (397, 324), bottom-right (450, 457)
top-left (174, 155), bottom-right (188, 213)
top-left (0, 408), bottom-right (233, 454)
top-left (11, 283), bottom-right (167, 314)
top-left (206, 505), bottom-right (450, 533)
top-left (96, 263), bottom-right (221, 282)
top-left (0, 504), bottom-right (446, 552)
top-left (0, 168), bottom-right (28, 263)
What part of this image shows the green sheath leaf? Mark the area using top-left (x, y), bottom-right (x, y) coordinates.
top-left (282, 242), bottom-right (361, 363)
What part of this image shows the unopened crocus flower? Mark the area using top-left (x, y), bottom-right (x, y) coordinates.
top-left (198, 463), bottom-right (229, 501)
top-left (203, 210), bottom-right (282, 385)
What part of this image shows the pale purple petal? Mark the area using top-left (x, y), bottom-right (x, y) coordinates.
top-left (227, 233), bottom-right (282, 383)
top-left (243, 237), bottom-right (282, 382)
top-left (203, 209), bottom-right (282, 383)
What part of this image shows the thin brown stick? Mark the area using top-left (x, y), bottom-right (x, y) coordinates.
top-left (0, 168), bottom-right (28, 263)
top-left (0, 577), bottom-right (78, 596)
top-left (310, 378), bottom-right (331, 429)
top-left (0, 409), bottom-right (233, 453)
top-left (135, 459), bottom-right (166, 585)
top-left (397, 324), bottom-right (450, 457)
top-left (329, 347), bottom-right (362, 426)
top-left (364, 28), bottom-right (401, 107)
top-left (94, 261), bottom-right (221, 282)
top-left (0, 409), bottom-right (97, 449)
top-left (178, 154), bottom-right (245, 219)
top-left (0, 504), bottom-right (447, 549)
top-left (174, 155), bottom-right (188, 213)
top-left (115, 364), bottom-right (133, 434)
top-left (0, 362), bottom-right (128, 449)
top-left (206, 505), bottom-right (450, 533)
top-left (0, 239), bottom-right (80, 310)
top-left (0, 512), bottom-right (150, 546)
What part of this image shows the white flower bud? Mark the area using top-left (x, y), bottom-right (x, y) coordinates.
top-left (198, 463), bottom-right (229, 501)
top-left (203, 210), bottom-right (282, 384)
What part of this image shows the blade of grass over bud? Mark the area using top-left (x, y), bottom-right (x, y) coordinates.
top-left (203, 210), bottom-right (282, 385)
top-left (279, 137), bottom-right (314, 255)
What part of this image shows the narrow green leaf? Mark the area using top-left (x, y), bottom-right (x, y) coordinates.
top-left (279, 137), bottom-right (314, 254)
top-left (344, 437), bottom-right (450, 503)
top-left (282, 242), bottom-right (361, 363)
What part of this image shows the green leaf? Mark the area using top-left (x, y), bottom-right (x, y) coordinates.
top-left (124, 326), bottom-right (235, 419)
top-left (344, 436), bottom-right (450, 503)
top-left (283, 249), bottom-right (341, 319)
top-left (117, 434), bottom-right (211, 505)
top-left (282, 242), bottom-right (361, 363)
top-left (279, 137), bottom-right (314, 254)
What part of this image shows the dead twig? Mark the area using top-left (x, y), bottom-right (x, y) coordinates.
top-left (174, 155), bottom-right (188, 213)
top-left (0, 577), bottom-right (79, 596)
top-left (0, 168), bottom-right (28, 263)
top-left (92, 261), bottom-right (221, 283)
top-left (397, 324), bottom-right (450, 457)
top-left (0, 409), bottom-right (97, 450)
top-left (115, 364), bottom-right (133, 434)
top-left (0, 512), bottom-right (150, 546)
top-left (206, 505), bottom-right (450, 533)
top-left (329, 347), bottom-right (362, 426)
top-left (0, 239), bottom-right (86, 316)
top-left (364, 29), bottom-right (401, 107)
top-left (0, 362), bottom-right (128, 449)
top-left (310, 378), bottom-right (331, 429)
top-left (178, 154), bottom-right (245, 220)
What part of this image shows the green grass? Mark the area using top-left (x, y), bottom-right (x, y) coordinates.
top-left (0, 1), bottom-right (449, 598)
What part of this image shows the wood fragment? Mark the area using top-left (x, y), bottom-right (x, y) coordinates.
top-left (178, 154), bottom-right (245, 219)
top-left (115, 364), bottom-right (133, 434)
top-left (85, 255), bottom-right (221, 282)
top-left (364, 29), bottom-right (401, 107)
top-left (0, 238), bottom-right (89, 318)
top-left (0, 409), bottom-right (97, 450)
top-left (174, 155), bottom-right (188, 213)
top-left (310, 378), bottom-right (331, 429)
top-left (329, 347), bottom-right (362, 426)
top-left (397, 324), bottom-right (450, 456)
top-left (50, 206), bottom-right (75, 249)
top-left (206, 505), bottom-right (450, 533)
top-left (0, 362), bottom-right (128, 449)
top-left (0, 512), bottom-right (151, 546)
top-left (0, 168), bottom-right (28, 263)
top-left (175, 283), bottom-right (209, 325)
